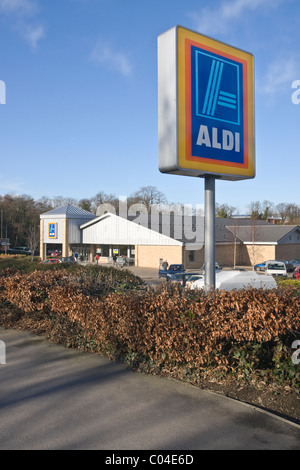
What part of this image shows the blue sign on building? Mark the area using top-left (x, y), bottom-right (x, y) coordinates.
top-left (48, 223), bottom-right (57, 239)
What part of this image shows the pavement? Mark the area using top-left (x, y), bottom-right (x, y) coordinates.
top-left (0, 327), bottom-right (299, 451)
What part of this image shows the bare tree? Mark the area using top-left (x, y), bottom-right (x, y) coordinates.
top-left (129, 186), bottom-right (167, 212)
top-left (26, 223), bottom-right (40, 262)
top-left (215, 203), bottom-right (236, 218)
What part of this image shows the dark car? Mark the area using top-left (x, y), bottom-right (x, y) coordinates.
top-left (283, 260), bottom-right (295, 273)
top-left (290, 259), bottom-right (300, 268)
top-left (169, 272), bottom-right (200, 286)
top-left (159, 263), bottom-right (185, 278)
top-left (8, 247), bottom-right (31, 255)
top-left (60, 256), bottom-right (76, 263)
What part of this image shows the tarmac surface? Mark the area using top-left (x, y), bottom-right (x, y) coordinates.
top-left (0, 327), bottom-right (299, 450)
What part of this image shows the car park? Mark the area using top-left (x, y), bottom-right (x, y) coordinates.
top-left (159, 264), bottom-right (186, 278)
top-left (190, 270), bottom-right (277, 291)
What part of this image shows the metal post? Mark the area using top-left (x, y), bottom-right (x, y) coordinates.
top-left (204, 176), bottom-right (216, 291)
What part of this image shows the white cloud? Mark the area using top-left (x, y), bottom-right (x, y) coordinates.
top-left (24, 23), bottom-right (45, 49)
top-left (190, 0), bottom-right (285, 36)
top-left (0, 0), bottom-right (44, 49)
top-left (90, 41), bottom-right (133, 77)
top-left (0, 0), bottom-right (37, 15)
top-left (260, 56), bottom-right (298, 95)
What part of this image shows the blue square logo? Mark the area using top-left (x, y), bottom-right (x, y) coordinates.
top-left (48, 223), bottom-right (56, 238)
top-left (195, 51), bottom-right (240, 125)
top-left (190, 46), bottom-right (244, 165)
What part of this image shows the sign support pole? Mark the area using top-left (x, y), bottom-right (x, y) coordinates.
top-left (204, 176), bottom-right (216, 291)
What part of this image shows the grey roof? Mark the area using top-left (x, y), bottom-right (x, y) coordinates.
top-left (215, 218), bottom-right (270, 243)
top-left (226, 224), bottom-right (300, 243)
top-left (126, 215), bottom-right (272, 244)
top-left (41, 204), bottom-right (96, 219)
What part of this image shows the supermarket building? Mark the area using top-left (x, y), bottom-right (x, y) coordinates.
top-left (40, 204), bottom-right (300, 268)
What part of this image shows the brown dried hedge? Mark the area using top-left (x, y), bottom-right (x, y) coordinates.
top-left (0, 268), bottom-right (299, 387)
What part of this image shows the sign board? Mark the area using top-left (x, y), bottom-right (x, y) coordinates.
top-left (158, 26), bottom-right (255, 180)
top-left (48, 223), bottom-right (57, 239)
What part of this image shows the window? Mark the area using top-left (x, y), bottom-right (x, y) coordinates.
top-left (189, 251), bottom-right (195, 262)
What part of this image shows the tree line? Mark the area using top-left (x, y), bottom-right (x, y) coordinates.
top-left (216, 200), bottom-right (300, 224)
top-left (0, 187), bottom-right (299, 249)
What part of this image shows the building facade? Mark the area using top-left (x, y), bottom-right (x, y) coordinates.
top-left (40, 205), bottom-right (300, 268)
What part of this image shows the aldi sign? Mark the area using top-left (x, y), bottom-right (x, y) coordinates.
top-left (158, 26), bottom-right (255, 180)
top-left (48, 223), bottom-right (57, 239)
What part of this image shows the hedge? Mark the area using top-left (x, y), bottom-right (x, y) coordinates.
top-left (0, 267), bottom-right (299, 388)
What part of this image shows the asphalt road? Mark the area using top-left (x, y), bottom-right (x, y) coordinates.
top-left (0, 327), bottom-right (299, 451)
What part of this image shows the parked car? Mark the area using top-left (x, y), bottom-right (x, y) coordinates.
top-left (39, 258), bottom-right (62, 264)
top-left (283, 260), bottom-right (295, 273)
top-left (15, 246), bottom-right (31, 255)
top-left (185, 274), bottom-right (204, 288)
top-left (254, 261), bottom-right (267, 272)
top-left (265, 260), bottom-right (287, 277)
top-left (60, 256), bottom-right (76, 263)
top-left (202, 262), bottom-right (221, 272)
top-left (8, 247), bottom-right (31, 255)
top-left (159, 263), bottom-right (185, 278)
top-left (168, 272), bottom-right (200, 287)
top-left (254, 260), bottom-right (294, 273)
top-left (293, 267), bottom-right (300, 280)
top-left (290, 259), bottom-right (300, 268)
top-left (190, 270), bottom-right (277, 291)
top-left (51, 250), bottom-right (62, 257)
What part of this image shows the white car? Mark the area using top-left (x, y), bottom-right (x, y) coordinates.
top-left (185, 274), bottom-right (204, 288)
top-left (190, 270), bottom-right (277, 291)
top-left (265, 260), bottom-right (287, 277)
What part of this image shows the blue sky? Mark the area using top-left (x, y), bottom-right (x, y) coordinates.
top-left (0, 0), bottom-right (299, 213)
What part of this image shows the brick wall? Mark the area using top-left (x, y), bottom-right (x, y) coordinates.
top-left (135, 245), bottom-right (183, 268)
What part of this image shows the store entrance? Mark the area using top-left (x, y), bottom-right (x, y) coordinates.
top-left (71, 245), bottom-right (90, 262)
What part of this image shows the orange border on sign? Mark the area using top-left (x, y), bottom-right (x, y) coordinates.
top-left (184, 38), bottom-right (249, 169)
